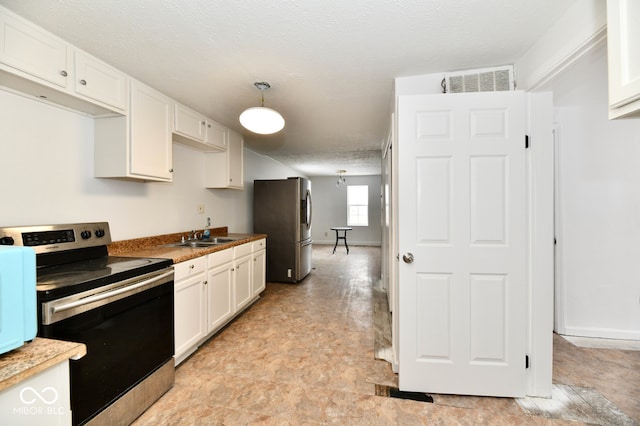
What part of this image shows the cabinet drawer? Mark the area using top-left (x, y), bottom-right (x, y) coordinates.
top-left (208, 247), bottom-right (232, 266)
top-left (252, 238), bottom-right (266, 252)
top-left (174, 256), bottom-right (207, 280)
top-left (234, 242), bottom-right (252, 258)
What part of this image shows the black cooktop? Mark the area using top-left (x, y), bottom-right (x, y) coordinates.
top-left (37, 256), bottom-right (172, 300)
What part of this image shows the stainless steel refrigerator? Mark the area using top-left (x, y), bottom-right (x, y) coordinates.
top-left (253, 177), bottom-right (312, 283)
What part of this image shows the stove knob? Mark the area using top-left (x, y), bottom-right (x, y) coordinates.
top-left (0, 236), bottom-right (14, 245)
top-left (80, 230), bottom-right (92, 239)
top-left (95, 229), bottom-right (105, 238)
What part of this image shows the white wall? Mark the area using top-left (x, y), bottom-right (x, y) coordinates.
top-left (0, 90), bottom-right (300, 241)
top-left (544, 42), bottom-right (640, 340)
top-left (515, 0), bottom-right (606, 91)
top-left (309, 175), bottom-right (381, 246)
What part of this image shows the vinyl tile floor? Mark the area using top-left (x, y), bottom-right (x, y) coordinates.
top-left (133, 245), bottom-right (639, 425)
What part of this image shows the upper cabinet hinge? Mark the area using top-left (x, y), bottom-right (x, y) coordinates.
top-left (525, 135), bottom-right (530, 149)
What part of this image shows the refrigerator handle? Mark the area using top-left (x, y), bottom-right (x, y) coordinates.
top-left (306, 189), bottom-right (313, 229)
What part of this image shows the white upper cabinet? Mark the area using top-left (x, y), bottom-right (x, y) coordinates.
top-left (130, 80), bottom-right (173, 180)
top-left (204, 129), bottom-right (244, 189)
top-left (174, 103), bottom-right (206, 142)
top-left (0, 9), bottom-right (69, 88)
top-left (204, 120), bottom-right (228, 151)
top-left (74, 50), bottom-right (127, 111)
top-left (94, 79), bottom-right (173, 182)
top-left (0, 6), bottom-right (127, 115)
top-left (607, 0), bottom-right (640, 118)
top-left (173, 102), bottom-right (228, 152)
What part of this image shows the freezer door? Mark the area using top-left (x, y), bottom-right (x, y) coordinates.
top-left (295, 239), bottom-right (313, 281)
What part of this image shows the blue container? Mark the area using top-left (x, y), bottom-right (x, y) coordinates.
top-left (0, 246), bottom-right (37, 355)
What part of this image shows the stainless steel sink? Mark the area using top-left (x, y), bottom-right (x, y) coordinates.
top-left (165, 241), bottom-right (219, 248)
top-left (165, 237), bottom-right (237, 248)
top-left (204, 237), bottom-right (235, 244)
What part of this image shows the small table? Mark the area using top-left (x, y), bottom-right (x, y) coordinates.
top-left (331, 227), bottom-right (353, 254)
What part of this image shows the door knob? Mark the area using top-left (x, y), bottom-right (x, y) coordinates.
top-left (402, 253), bottom-right (414, 263)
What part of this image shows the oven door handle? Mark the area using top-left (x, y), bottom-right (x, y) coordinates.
top-left (50, 270), bottom-right (174, 316)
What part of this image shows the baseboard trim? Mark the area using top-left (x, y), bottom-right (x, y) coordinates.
top-left (313, 241), bottom-right (381, 247)
top-left (562, 326), bottom-right (640, 341)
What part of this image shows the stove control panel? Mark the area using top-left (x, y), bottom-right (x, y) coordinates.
top-left (0, 222), bottom-right (112, 254)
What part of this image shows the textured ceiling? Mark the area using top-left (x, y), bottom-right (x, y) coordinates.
top-left (0, 0), bottom-right (577, 176)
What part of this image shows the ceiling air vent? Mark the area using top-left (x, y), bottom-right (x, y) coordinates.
top-left (442, 65), bottom-right (515, 93)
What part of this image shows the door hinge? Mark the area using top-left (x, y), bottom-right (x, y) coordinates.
top-left (525, 135), bottom-right (530, 149)
top-left (525, 355), bottom-right (530, 369)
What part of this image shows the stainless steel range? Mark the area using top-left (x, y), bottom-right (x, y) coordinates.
top-left (0, 222), bottom-right (174, 426)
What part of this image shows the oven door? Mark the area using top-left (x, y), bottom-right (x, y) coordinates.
top-left (39, 268), bottom-right (174, 426)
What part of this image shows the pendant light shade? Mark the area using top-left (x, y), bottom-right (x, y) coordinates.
top-left (239, 82), bottom-right (285, 135)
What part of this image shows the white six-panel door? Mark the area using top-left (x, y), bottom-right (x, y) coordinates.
top-left (398, 91), bottom-right (527, 397)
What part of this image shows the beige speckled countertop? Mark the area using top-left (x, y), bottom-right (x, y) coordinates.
top-left (0, 338), bottom-right (86, 393)
top-left (107, 226), bottom-right (267, 264)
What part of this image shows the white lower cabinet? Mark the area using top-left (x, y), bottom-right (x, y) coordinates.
top-left (206, 248), bottom-right (234, 333)
top-left (233, 242), bottom-right (253, 312)
top-left (173, 256), bottom-right (207, 366)
top-left (252, 239), bottom-right (266, 297)
top-left (174, 241), bottom-right (266, 366)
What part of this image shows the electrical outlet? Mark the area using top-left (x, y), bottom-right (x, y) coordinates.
top-left (197, 204), bottom-right (205, 214)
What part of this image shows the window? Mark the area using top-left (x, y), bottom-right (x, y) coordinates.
top-left (347, 185), bottom-right (368, 226)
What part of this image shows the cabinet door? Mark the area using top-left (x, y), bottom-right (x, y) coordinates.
top-left (0, 9), bottom-right (69, 88)
top-left (252, 249), bottom-right (266, 296)
top-left (74, 50), bottom-right (127, 111)
top-left (205, 120), bottom-right (228, 151)
top-left (174, 272), bottom-right (206, 364)
top-left (234, 254), bottom-right (252, 312)
top-left (130, 80), bottom-right (173, 181)
top-left (207, 261), bottom-right (233, 333)
top-left (174, 103), bottom-right (206, 141)
top-left (608, 0), bottom-right (640, 109)
top-left (228, 130), bottom-right (244, 188)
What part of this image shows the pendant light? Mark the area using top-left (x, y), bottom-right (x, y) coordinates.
top-left (336, 170), bottom-right (347, 187)
top-left (239, 82), bottom-right (285, 134)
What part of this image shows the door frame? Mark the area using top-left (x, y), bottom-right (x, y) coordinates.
top-left (525, 92), bottom-right (555, 397)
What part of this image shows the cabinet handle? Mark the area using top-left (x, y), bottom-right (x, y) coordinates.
top-left (189, 264), bottom-right (195, 269)
top-left (79, 79), bottom-right (87, 86)
top-left (208, 124), bottom-right (211, 128)
top-left (201, 121), bottom-right (206, 126)
top-left (169, 168), bottom-right (174, 173)
top-left (60, 70), bottom-right (68, 77)
top-left (203, 280), bottom-right (208, 285)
